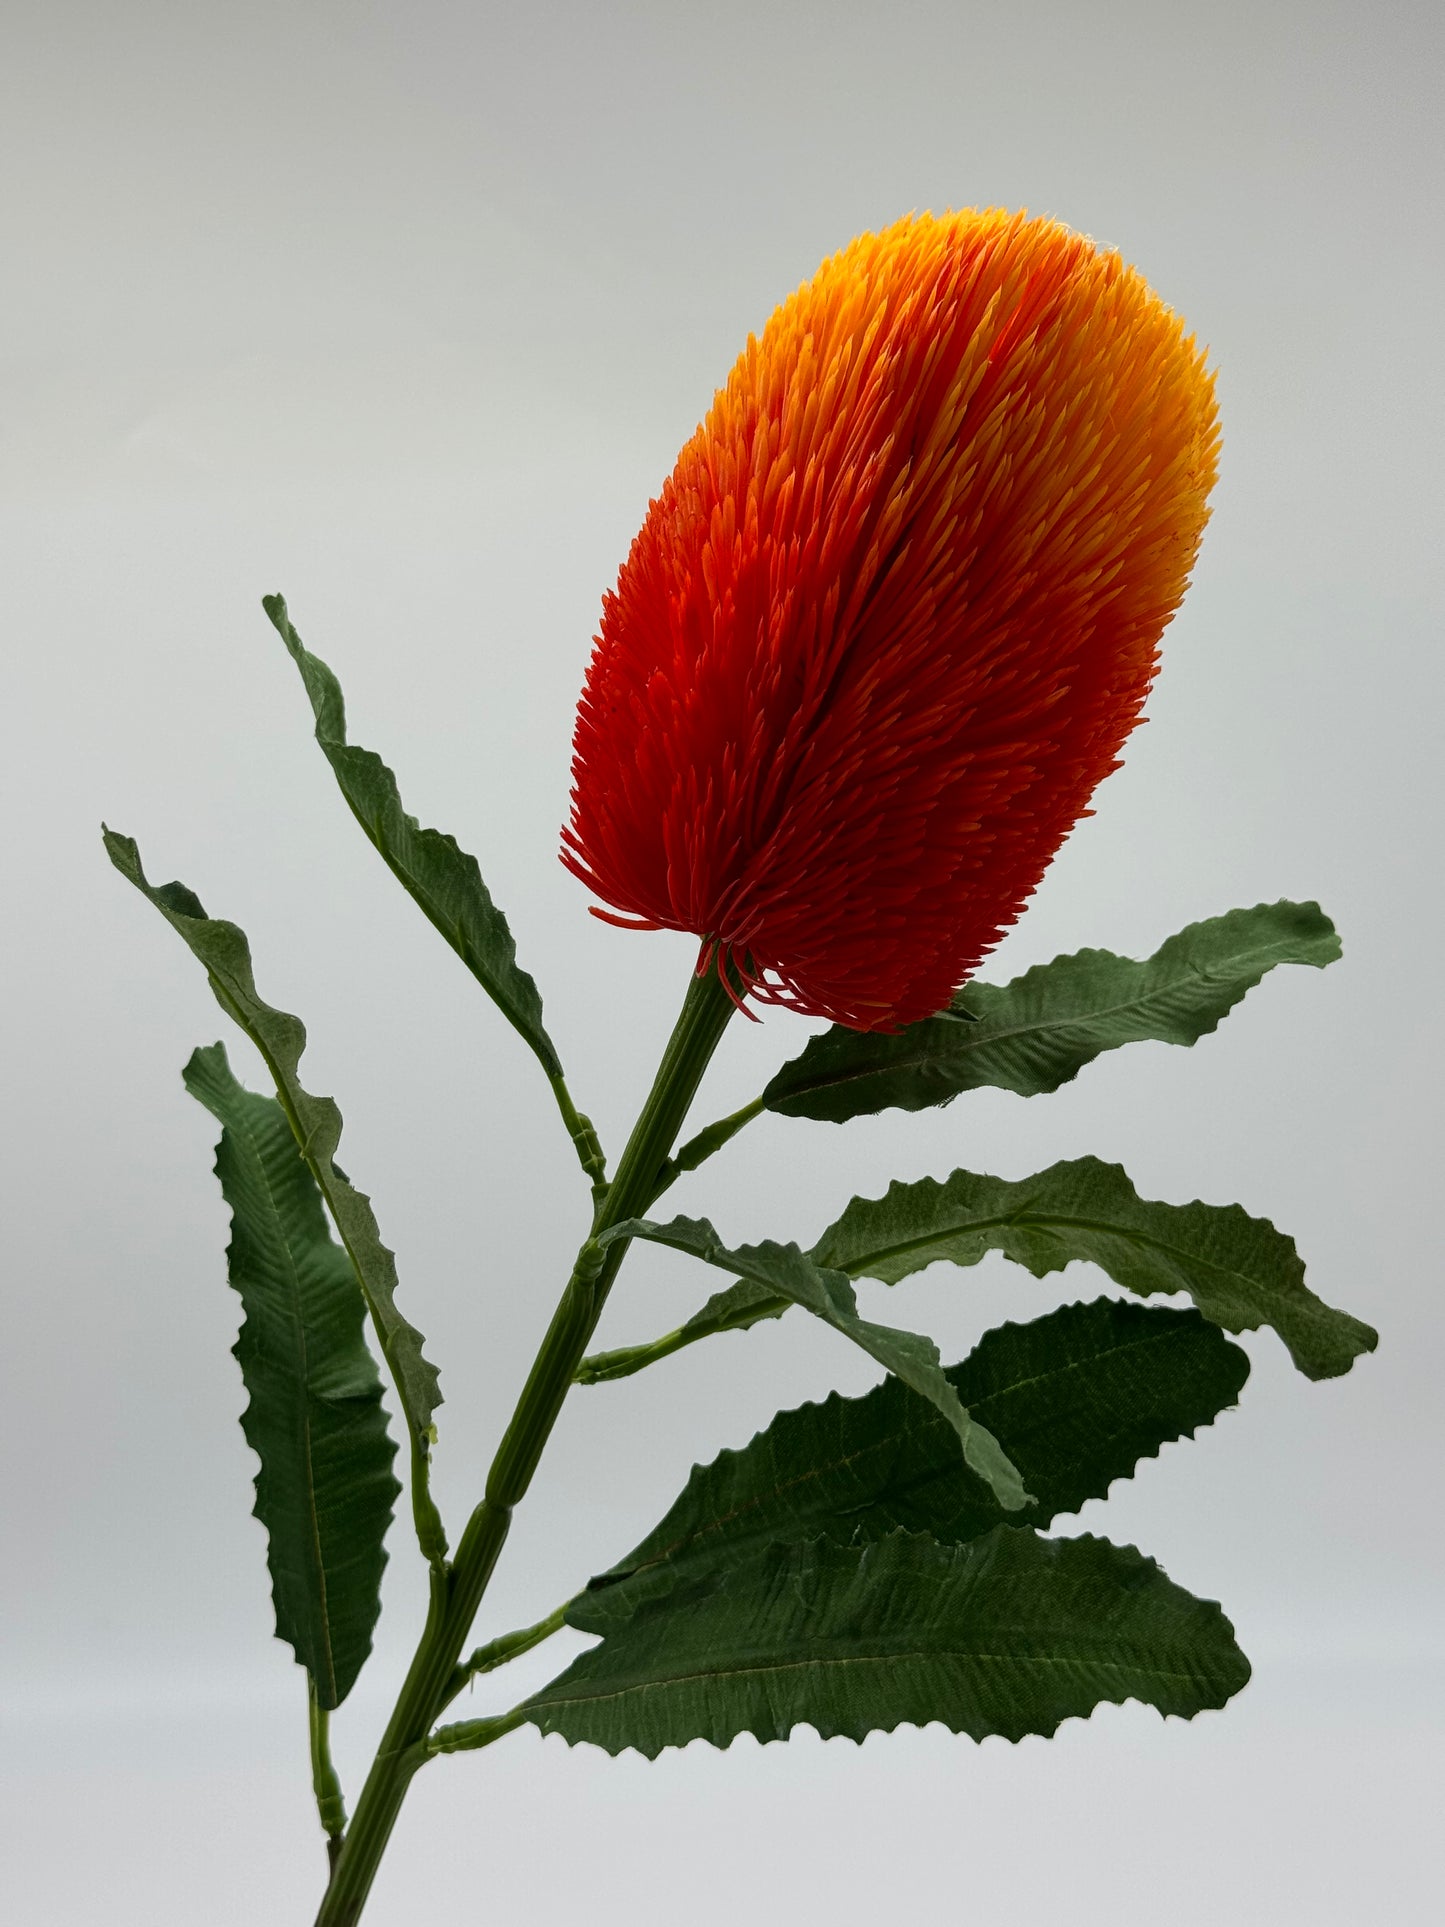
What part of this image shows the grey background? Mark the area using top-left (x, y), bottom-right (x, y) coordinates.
top-left (3, 1), bottom-right (1441, 1921)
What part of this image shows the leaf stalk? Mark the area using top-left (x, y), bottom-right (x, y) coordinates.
top-left (441, 1602), bottom-right (570, 1709)
top-left (308, 1684), bottom-right (347, 1861)
top-left (653, 1094), bottom-right (765, 1194)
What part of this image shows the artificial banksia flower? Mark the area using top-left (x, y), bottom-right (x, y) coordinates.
top-left (563, 209), bottom-right (1219, 1031)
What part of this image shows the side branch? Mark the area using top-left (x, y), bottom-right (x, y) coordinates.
top-left (439, 1604), bottom-right (569, 1711)
top-left (652, 1095), bottom-right (765, 1196)
top-left (427, 1709), bottom-right (528, 1758)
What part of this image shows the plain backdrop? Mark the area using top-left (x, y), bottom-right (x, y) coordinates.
top-left (3, 2), bottom-right (1441, 1922)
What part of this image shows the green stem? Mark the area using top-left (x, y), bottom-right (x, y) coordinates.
top-left (439, 1603), bottom-right (569, 1710)
top-left (652, 1093), bottom-right (765, 1196)
top-left (573, 1325), bottom-right (699, 1384)
top-left (548, 1074), bottom-right (608, 1199)
top-left (426, 1708), bottom-right (528, 1758)
top-left (313, 960), bottom-right (738, 1927)
top-left (576, 1288), bottom-right (791, 1384)
top-left (308, 1683), bottom-right (347, 1871)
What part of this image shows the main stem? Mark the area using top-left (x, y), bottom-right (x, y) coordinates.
top-left (314, 960), bottom-right (737, 1926)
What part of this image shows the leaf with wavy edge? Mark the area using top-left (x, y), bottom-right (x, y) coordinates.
top-left (601, 1215), bottom-right (1029, 1511)
top-left (527, 1529), bottom-right (1250, 1755)
top-left (582, 1299), bottom-right (1247, 1619)
top-left (622, 1157), bottom-right (1374, 1384)
top-left (263, 595), bottom-right (563, 1083)
top-left (763, 901), bottom-right (1340, 1122)
top-left (104, 830), bottom-right (443, 1542)
top-left (813, 1157), bottom-right (1375, 1380)
top-left (184, 1043), bottom-right (399, 1707)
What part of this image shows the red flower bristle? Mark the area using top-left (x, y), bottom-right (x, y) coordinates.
top-left (563, 209), bottom-right (1219, 1031)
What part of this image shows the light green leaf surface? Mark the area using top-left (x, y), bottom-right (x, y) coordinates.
top-left (104, 830), bottom-right (443, 1491)
top-left (584, 1299), bottom-right (1248, 1617)
top-left (763, 901), bottom-right (1340, 1122)
top-left (602, 1215), bottom-right (1029, 1510)
top-left (533, 1529), bottom-right (1250, 1754)
top-left (184, 1043), bottom-right (399, 1708)
top-left (813, 1158), bottom-right (1375, 1380)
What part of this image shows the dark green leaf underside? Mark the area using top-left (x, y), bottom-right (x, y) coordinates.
top-left (184, 1043), bottom-right (399, 1707)
top-left (104, 828), bottom-right (442, 1445)
top-left (535, 1529), bottom-right (1250, 1756)
top-left (764, 901), bottom-right (1340, 1123)
top-left (263, 595), bottom-right (560, 1078)
top-left (579, 1299), bottom-right (1247, 1624)
top-left (606, 1215), bottom-right (1028, 1511)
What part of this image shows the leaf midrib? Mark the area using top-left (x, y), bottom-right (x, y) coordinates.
top-left (537, 1644), bottom-right (1230, 1712)
top-left (240, 1107), bottom-right (337, 1706)
top-left (834, 1206), bottom-right (1295, 1303)
top-left (785, 954), bottom-right (1275, 1097)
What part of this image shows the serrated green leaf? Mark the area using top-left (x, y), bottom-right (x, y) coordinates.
top-left (763, 901), bottom-right (1340, 1122)
top-left (811, 1157), bottom-right (1375, 1380)
top-left (263, 594), bottom-right (561, 1079)
top-left (607, 1157), bottom-right (1374, 1384)
top-left (104, 829), bottom-right (443, 1489)
top-left (528, 1529), bottom-right (1250, 1755)
top-left (184, 1043), bottom-right (399, 1708)
top-left (581, 1300), bottom-right (1248, 1620)
top-left (602, 1215), bottom-right (1029, 1511)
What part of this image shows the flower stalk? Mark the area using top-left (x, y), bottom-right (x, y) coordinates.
top-left (313, 959), bottom-right (738, 1926)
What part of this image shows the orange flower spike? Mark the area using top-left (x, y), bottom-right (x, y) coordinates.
top-left (563, 210), bottom-right (1220, 1030)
